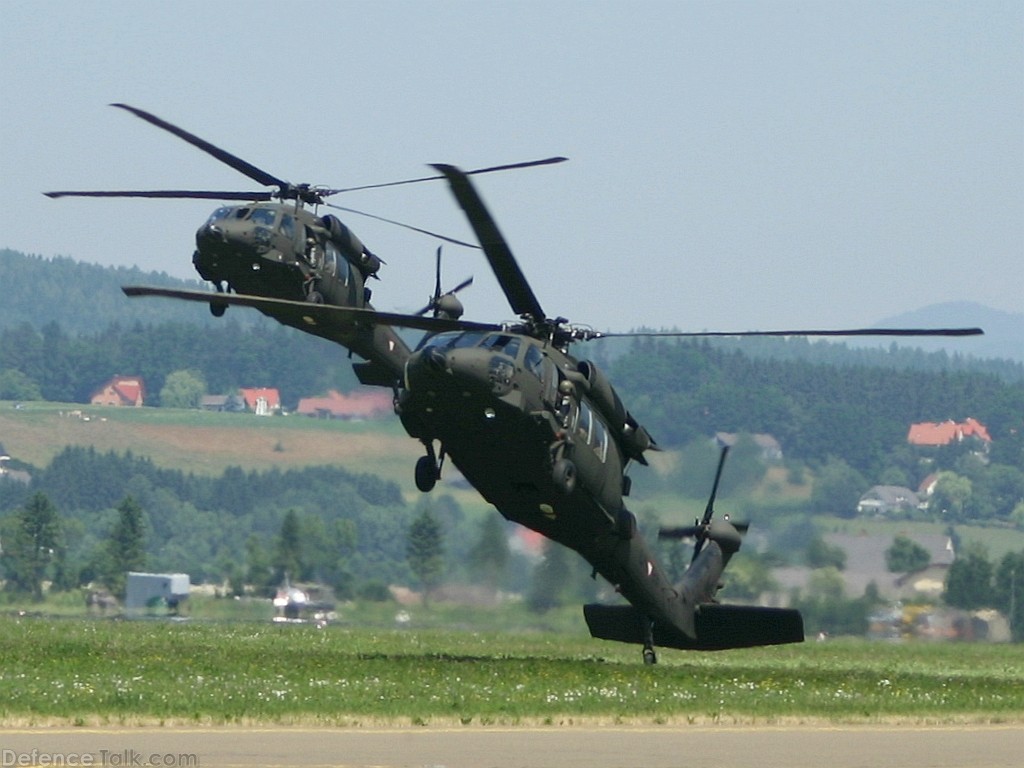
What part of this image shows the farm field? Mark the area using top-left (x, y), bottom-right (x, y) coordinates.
top-left (1, 616), bottom-right (1022, 727)
top-left (0, 401), bottom-right (420, 478)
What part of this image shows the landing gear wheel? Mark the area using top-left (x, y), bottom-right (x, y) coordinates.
top-left (552, 458), bottom-right (577, 495)
top-left (306, 290), bottom-right (324, 304)
top-left (415, 455), bottom-right (438, 493)
top-left (210, 282), bottom-right (227, 317)
top-left (643, 647), bottom-right (658, 665)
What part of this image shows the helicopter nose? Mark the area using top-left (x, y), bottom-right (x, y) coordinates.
top-left (196, 222), bottom-right (227, 247)
top-left (424, 345), bottom-right (448, 372)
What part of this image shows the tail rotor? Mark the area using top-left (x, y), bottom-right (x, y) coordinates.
top-left (659, 446), bottom-right (746, 561)
top-left (414, 247), bottom-right (473, 320)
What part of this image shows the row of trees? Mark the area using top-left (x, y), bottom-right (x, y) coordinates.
top-left (0, 446), bottom-right (551, 605)
top-left (1, 493), bottom-right (144, 601)
top-left (0, 482), bottom-right (578, 619)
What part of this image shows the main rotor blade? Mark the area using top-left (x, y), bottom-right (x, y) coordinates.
top-left (431, 163), bottom-right (546, 320)
top-left (322, 156), bottom-right (568, 195)
top-left (121, 286), bottom-right (501, 335)
top-left (45, 190), bottom-right (273, 201)
top-left (324, 203), bottom-right (481, 248)
top-left (590, 327), bottom-right (984, 339)
top-left (111, 103), bottom-right (289, 190)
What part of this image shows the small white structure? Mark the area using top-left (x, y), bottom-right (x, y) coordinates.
top-left (125, 572), bottom-right (190, 613)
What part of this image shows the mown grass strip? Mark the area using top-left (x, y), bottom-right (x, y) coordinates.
top-left (1, 617), bottom-right (1022, 726)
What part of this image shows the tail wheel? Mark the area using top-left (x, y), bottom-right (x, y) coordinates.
top-left (552, 458), bottom-right (576, 495)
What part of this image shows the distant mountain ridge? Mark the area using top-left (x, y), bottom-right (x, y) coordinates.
top-left (870, 302), bottom-right (1024, 364)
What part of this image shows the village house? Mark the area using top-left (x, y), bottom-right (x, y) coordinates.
top-left (857, 485), bottom-right (922, 517)
top-left (90, 375), bottom-right (145, 407)
top-left (296, 388), bottom-right (392, 420)
top-left (770, 531), bottom-right (956, 605)
top-left (907, 418), bottom-right (992, 448)
top-left (239, 387), bottom-right (281, 416)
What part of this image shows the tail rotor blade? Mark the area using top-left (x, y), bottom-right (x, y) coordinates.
top-left (702, 445), bottom-right (730, 527)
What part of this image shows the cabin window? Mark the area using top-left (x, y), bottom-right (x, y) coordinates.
top-left (593, 418), bottom-right (609, 462)
top-left (544, 359), bottom-right (559, 403)
top-left (574, 401), bottom-right (609, 462)
top-left (576, 402), bottom-right (592, 443)
top-left (249, 208), bottom-right (277, 226)
top-left (324, 243), bottom-right (339, 277)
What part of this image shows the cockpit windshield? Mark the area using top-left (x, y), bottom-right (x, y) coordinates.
top-left (480, 333), bottom-right (521, 360)
top-left (249, 208), bottom-right (277, 227)
top-left (205, 206), bottom-right (234, 225)
top-left (416, 331), bottom-right (490, 351)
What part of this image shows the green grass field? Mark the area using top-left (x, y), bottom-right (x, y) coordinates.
top-left (1, 616), bottom-right (1022, 727)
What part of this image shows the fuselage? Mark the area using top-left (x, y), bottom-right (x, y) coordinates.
top-left (193, 202), bottom-right (378, 307)
top-left (397, 328), bottom-right (702, 637)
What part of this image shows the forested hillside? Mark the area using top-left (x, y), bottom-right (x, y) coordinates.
top-left (0, 248), bottom-right (253, 332)
top-left (1, 319), bottom-right (360, 406)
top-left (608, 338), bottom-right (1024, 476)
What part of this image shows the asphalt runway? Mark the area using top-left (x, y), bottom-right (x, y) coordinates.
top-left (2, 725), bottom-right (1022, 768)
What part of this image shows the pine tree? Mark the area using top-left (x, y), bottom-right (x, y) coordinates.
top-left (944, 544), bottom-right (994, 610)
top-left (273, 509), bottom-right (304, 584)
top-left (468, 515), bottom-right (511, 590)
top-left (406, 508), bottom-right (444, 606)
top-left (1, 492), bottom-right (63, 601)
top-left (527, 542), bottom-right (571, 613)
top-left (100, 496), bottom-right (146, 599)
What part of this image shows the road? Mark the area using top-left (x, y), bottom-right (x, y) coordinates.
top-left (2, 725), bottom-right (1022, 768)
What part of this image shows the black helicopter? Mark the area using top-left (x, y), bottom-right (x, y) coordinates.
top-left (46, 104), bottom-right (563, 386)
top-left (49, 109), bottom-right (984, 661)
top-left (119, 163), bottom-right (980, 663)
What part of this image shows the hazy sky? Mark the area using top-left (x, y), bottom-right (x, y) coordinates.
top-left (2, 1), bottom-right (1021, 334)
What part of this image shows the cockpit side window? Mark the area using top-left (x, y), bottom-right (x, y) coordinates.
top-left (524, 345), bottom-right (544, 376)
top-left (280, 214), bottom-right (295, 239)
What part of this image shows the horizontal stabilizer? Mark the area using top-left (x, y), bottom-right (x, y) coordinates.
top-left (352, 360), bottom-right (400, 388)
top-left (584, 603), bottom-right (804, 651)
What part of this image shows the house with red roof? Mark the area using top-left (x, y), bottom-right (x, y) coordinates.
top-left (296, 388), bottom-right (392, 420)
top-left (239, 387), bottom-right (281, 416)
top-left (91, 376), bottom-right (145, 407)
top-left (907, 418), bottom-right (992, 447)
